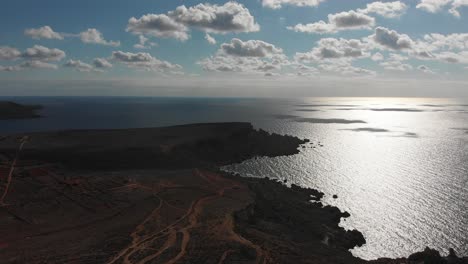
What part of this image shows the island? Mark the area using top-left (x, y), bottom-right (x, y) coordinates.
top-left (0, 123), bottom-right (465, 263)
top-left (0, 101), bottom-right (42, 120)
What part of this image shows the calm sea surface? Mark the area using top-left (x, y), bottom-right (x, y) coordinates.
top-left (1, 96), bottom-right (467, 260)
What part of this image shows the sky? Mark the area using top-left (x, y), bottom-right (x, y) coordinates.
top-left (0, 0), bottom-right (468, 97)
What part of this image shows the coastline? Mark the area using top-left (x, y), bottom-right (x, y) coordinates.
top-left (0, 122), bottom-right (465, 263)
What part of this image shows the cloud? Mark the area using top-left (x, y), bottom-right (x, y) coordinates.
top-left (295, 38), bottom-right (370, 62)
top-left (0, 60), bottom-right (58, 71)
top-left (24, 26), bottom-right (63, 40)
top-left (288, 10), bottom-right (374, 34)
top-left (371, 52), bottom-right (384, 61)
top-left (80, 28), bottom-right (120, 47)
top-left (371, 27), bottom-right (413, 50)
top-left (416, 0), bottom-right (452, 13)
top-left (22, 45), bottom-right (66, 61)
top-left (127, 14), bottom-right (189, 41)
top-left (20, 60), bottom-right (58, 70)
top-left (205, 33), bottom-right (217, 45)
top-left (358, 1), bottom-right (408, 18)
top-left (0, 46), bottom-right (21, 60)
top-left (262, 0), bottom-right (326, 9)
top-left (220, 38), bottom-right (283, 57)
top-left (318, 61), bottom-right (376, 76)
top-left (64, 59), bottom-right (95, 72)
top-left (93, 58), bottom-right (113, 69)
top-left (127, 2), bottom-right (259, 41)
top-left (198, 38), bottom-right (288, 74)
top-left (416, 0), bottom-right (468, 17)
top-left (111, 51), bottom-right (182, 72)
top-left (422, 33), bottom-right (468, 51)
top-left (418, 65), bottom-right (435, 73)
top-left (379, 53), bottom-right (413, 71)
top-left (133, 35), bottom-right (157, 49)
top-left (450, 0), bottom-right (468, 17)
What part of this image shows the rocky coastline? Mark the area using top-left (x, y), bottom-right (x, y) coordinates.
top-left (0, 122), bottom-right (465, 263)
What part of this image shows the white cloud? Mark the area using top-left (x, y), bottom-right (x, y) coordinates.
top-left (371, 27), bottom-right (413, 50)
top-left (127, 14), bottom-right (189, 41)
top-left (417, 0), bottom-right (452, 13)
top-left (318, 61), bottom-right (376, 76)
top-left (416, 0), bottom-right (468, 17)
top-left (20, 60), bottom-right (58, 70)
top-left (379, 53), bottom-right (413, 71)
top-left (198, 38), bottom-right (288, 74)
top-left (112, 51), bottom-right (182, 72)
top-left (0, 46), bottom-right (21, 60)
top-left (127, 2), bottom-right (259, 41)
top-left (133, 35), bottom-right (157, 49)
top-left (450, 0), bottom-right (468, 17)
top-left (295, 38), bottom-right (370, 62)
top-left (22, 45), bottom-right (66, 61)
top-left (417, 65), bottom-right (435, 73)
top-left (24, 26), bottom-right (63, 40)
top-left (80, 28), bottom-right (120, 47)
top-left (205, 33), bottom-right (217, 45)
top-left (288, 10), bottom-right (374, 34)
top-left (93, 58), bottom-right (113, 69)
top-left (288, 21), bottom-right (336, 34)
top-left (262, 0), bottom-right (326, 9)
top-left (64, 59), bottom-right (95, 72)
top-left (220, 38), bottom-right (283, 57)
top-left (0, 60), bottom-right (58, 71)
top-left (371, 52), bottom-right (384, 61)
top-left (358, 1), bottom-right (408, 18)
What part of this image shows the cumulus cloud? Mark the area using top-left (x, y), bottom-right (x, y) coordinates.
top-left (371, 27), bottom-right (413, 50)
top-left (358, 1), bottom-right (408, 18)
top-left (134, 35), bottom-right (157, 49)
top-left (64, 59), bottom-right (95, 72)
top-left (93, 58), bottom-right (113, 69)
top-left (288, 10), bottom-right (374, 34)
top-left (0, 60), bottom-right (58, 72)
top-left (295, 38), bottom-right (370, 62)
top-left (371, 52), bottom-right (384, 61)
top-left (379, 53), bottom-right (413, 71)
top-left (22, 45), bottom-right (66, 61)
top-left (198, 38), bottom-right (288, 74)
top-left (127, 2), bottom-right (259, 41)
top-left (262, 0), bottom-right (326, 9)
top-left (205, 33), bottom-right (217, 45)
top-left (24, 26), bottom-right (63, 40)
top-left (318, 61), bottom-right (376, 76)
top-left (417, 65), bottom-right (435, 73)
top-left (416, 0), bottom-right (468, 17)
top-left (220, 38), bottom-right (283, 57)
top-left (20, 60), bottom-right (58, 70)
top-left (127, 14), bottom-right (189, 41)
top-left (0, 46), bottom-right (21, 60)
top-left (80, 28), bottom-right (120, 47)
top-left (112, 51), bottom-right (182, 72)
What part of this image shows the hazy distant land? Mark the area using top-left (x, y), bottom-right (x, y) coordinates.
top-left (0, 101), bottom-right (42, 120)
top-left (0, 122), bottom-right (465, 263)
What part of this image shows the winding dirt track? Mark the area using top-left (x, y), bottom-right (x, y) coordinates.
top-left (106, 169), bottom-right (269, 264)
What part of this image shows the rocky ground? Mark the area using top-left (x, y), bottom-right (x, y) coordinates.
top-left (0, 123), bottom-right (465, 263)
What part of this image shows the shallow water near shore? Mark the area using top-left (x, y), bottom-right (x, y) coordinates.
top-left (1, 96), bottom-right (467, 260)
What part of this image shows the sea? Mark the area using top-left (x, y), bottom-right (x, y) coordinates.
top-left (0, 96), bottom-right (467, 260)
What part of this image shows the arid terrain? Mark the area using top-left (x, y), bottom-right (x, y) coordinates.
top-left (0, 123), bottom-right (465, 263)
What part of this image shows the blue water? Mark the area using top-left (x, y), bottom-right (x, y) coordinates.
top-left (1, 96), bottom-right (467, 260)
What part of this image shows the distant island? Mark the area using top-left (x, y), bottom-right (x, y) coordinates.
top-left (0, 123), bottom-right (465, 263)
top-left (0, 101), bottom-right (42, 120)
